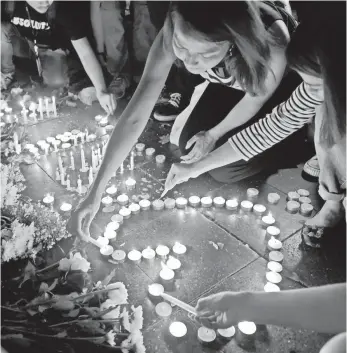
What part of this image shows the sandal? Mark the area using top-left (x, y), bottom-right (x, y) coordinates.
top-left (301, 224), bottom-right (325, 248)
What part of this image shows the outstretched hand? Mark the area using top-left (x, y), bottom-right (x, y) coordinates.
top-left (165, 163), bottom-right (201, 192)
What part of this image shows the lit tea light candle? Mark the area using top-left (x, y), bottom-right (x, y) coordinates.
top-left (52, 96), bottom-right (57, 117)
top-left (287, 191), bottom-right (300, 201)
top-left (172, 242), bottom-right (187, 256)
top-left (87, 133), bottom-right (96, 142)
top-left (148, 283), bottom-right (164, 299)
top-left (286, 201), bottom-right (300, 214)
top-left (106, 222), bottom-right (120, 232)
top-left (96, 236), bottom-right (109, 247)
top-left (217, 327), bottom-right (235, 339)
top-left (267, 261), bottom-right (283, 273)
top-left (43, 194), bottom-right (54, 207)
top-left (60, 202), bottom-right (72, 214)
top-left (164, 198), bottom-right (176, 209)
top-left (269, 251), bottom-right (284, 263)
top-left (101, 196), bottom-right (113, 206)
top-left (119, 207), bottom-right (131, 219)
top-left (166, 256), bottom-right (181, 271)
top-left (111, 250), bottom-right (126, 263)
top-left (139, 199), bottom-right (151, 211)
top-left (267, 236), bottom-right (283, 251)
top-left (100, 245), bottom-right (114, 257)
top-left (241, 200), bottom-right (253, 212)
top-left (266, 226), bottom-right (280, 237)
top-left (106, 185), bottom-right (118, 196)
top-left (238, 321), bottom-right (257, 335)
top-left (159, 263), bottom-right (175, 290)
top-left (264, 282), bottom-right (281, 292)
top-left (201, 196), bottom-right (213, 208)
top-left (145, 147), bottom-right (155, 157)
top-left (52, 139), bottom-right (61, 151)
top-left (117, 194), bottom-right (129, 206)
top-left (62, 143), bottom-right (71, 149)
top-left (142, 246), bottom-right (156, 260)
top-left (105, 125), bottom-right (114, 133)
top-left (213, 196), bottom-right (226, 208)
top-left (129, 203), bottom-right (141, 214)
top-left (266, 271), bottom-right (282, 284)
top-left (176, 197), bottom-right (188, 209)
top-left (188, 196), bottom-right (201, 207)
top-left (262, 213), bottom-right (276, 226)
top-left (297, 189), bottom-right (310, 197)
top-left (127, 250), bottom-right (142, 263)
top-left (99, 117), bottom-right (108, 127)
top-left (247, 188), bottom-right (259, 200)
top-left (104, 229), bottom-right (117, 240)
top-left (253, 204), bottom-right (267, 216)
top-left (152, 199), bottom-right (165, 211)
top-left (61, 135), bottom-right (70, 144)
top-left (155, 154), bottom-right (166, 164)
top-left (226, 199), bottom-right (238, 211)
top-left (299, 196), bottom-right (311, 204)
top-left (300, 203), bottom-right (314, 217)
top-left (156, 245), bottom-right (170, 258)
top-left (111, 214), bottom-right (124, 224)
top-left (169, 322), bottom-right (187, 338)
top-left (125, 177), bottom-right (136, 190)
top-left (198, 327), bottom-right (216, 344)
top-left (94, 114), bottom-right (103, 123)
top-left (155, 302), bottom-right (172, 317)
top-left (135, 143), bottom-right (145, 152)
top-left (267, 192), bottom-right (281, 204)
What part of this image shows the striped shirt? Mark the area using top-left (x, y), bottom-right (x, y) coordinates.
top-left (228, 82), bottom-right (323, 161)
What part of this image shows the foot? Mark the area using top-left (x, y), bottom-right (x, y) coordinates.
top-left (303, 155), bottom-right (320, 179)
top-left (1, 72), bottom-right (15, 91)
top-left (153, 92), bottom-right (186, 122)
top-left (306, 200), bottom-right (344, 228)
top-left (108, 75), bottom-right (130, 99)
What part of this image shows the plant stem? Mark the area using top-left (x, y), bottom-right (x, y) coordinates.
top-left (36, 261), bottom-right (60, 274)
top-left (71, 288), bottom-right (121, 302)
top-left (49, 318), bottom-right (121, 328)
top-left (1, 305), bottom-right (24, 313)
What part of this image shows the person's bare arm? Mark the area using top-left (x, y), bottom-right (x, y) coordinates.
top-left (90, 1), bottom-right (104, 54)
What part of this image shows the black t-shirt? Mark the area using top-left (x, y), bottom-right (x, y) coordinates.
top-left (8, 1), bottom-right (89, 49)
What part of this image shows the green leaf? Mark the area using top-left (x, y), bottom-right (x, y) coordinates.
top-left (67, 308), bottom-right (80, 318)
top-left (101, 269), bottom-right (116, 287)
top-left (18, 261), bottom-right (36, 288)
top-left (55, 331), bottom-right (68, 338)
top-left (52, 300), bottom-right (75, 311)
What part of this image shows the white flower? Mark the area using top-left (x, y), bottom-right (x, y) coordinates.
top-left (100, 299), bottom-right (120, 319)
top-left (107, 282), bottom-right (128, 305)
top-left (122, 330), bottom-right (146, 353)
top-left (130, 305), bottom-right (144, 331)
top-left (106, 330), bottom-right (117, 346)
top-left (58, 252), bottom-right (90, 273)
top-left (121, 307), bottom-right (131, 332)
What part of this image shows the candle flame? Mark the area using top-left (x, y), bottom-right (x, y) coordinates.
top-left (161, 261), bottom-right (169, 271)
top-left (268, 212), bottom-right (273, 218)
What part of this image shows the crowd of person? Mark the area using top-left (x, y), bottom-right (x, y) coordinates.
top-left (2, 2), bottom-right (346, 352)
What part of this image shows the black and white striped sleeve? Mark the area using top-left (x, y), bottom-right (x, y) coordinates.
top-left (228, 82), bottom-right (323, 161)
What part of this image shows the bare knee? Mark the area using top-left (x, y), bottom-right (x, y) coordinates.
top-left (320, 333), bottom-right (346, 353)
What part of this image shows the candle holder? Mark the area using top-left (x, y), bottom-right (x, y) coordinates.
top-left (136, 143), bottom-right (145, 152)
top-left (267, 192), bottom-right (281, 204)
top-left (106, 185), bottom-right (118, 197)
top-left (266, 226), bottom-right (280, 238)
top-left (96, 236), bottom-right (109, 248)
top-left (172, 242), bottom-right (187, 256)
top-left (169, 322), bottom-right (187, 338)
top-left (213, 197), bottom-right (225, 208)
top-left (297, 188), bottom-right (310, 197)
top-left (236, 321), bottom-right (257, 348)
top-left (264, 282), bottom-right (281, 292)
top-left (142, 247), bottom-right (156, 261)
top-left (127, 250), bottom-right (142, 264)
top-left (100, 245), bottom-right (114, 258)
top-left (111, 214), bottom-right (124, 224)
top-left (104, 229), bottom-right (117, 240)
top-left (155, 302), bottom-right (172, 317)
top-left (198, 327), bottom-right (216, 345)
top-left (300, 203), bottom-right (313, 217)
top-left (111, 250), bottom-right (126, 263)
top-left (106, 221), bottom-right (120, 232)
top-left (265, 271), bottom-right (282, 284)
top-left (188, 196), bottom-right (201, 208)
top-left (166, 256), bottom-right (181, 271)
top-left (261, 214), bottom-right (276, 227)
top-left (159, 265), bottom-right (175, 291)
top-left (164, 198), bottom-right (176, 209)
top-left (117, 194), bottom-right (129, 206)
top-left (201, 196), bottom-right (213, 208)
top-left (286, 201), bottom-right (300, 214)
top-left (268, 250), bottom-right (284, 263)
top-left (139, 199), bottom-right (151, 211)
top-left (145, 147), bottom-right (156, 158)
top-left (43, 193), bottom-right (55, 210)
top-left (105, 125), bottom-right (114, 133)
top-left (152, 199), bottom-right (165, 211)
top-left (287, 191), bottom-right (300, 201)
top-left (156, 245), bottom-right (170, 259)
top-left (247, 188), bottom-right (259, 201)
top-left (129, 203), bottom-right (141, 214)
top-left (176, 197), bottom-right (187, 209)
top-left (226, 199), bottom-right (238, 211)
top-left (267, 236), bottom-right (282, 251)
top-left (267, 261), bottom-right (283, 273)
top-left (241, 200), bottom-right (253, 212)
top-left (148, 283), bottom-right (164, 302)
top-left (119, 207), bottom-right (131, 219)
top-left (217, 327), bottom-right (235, 340)
top-left (125, 178), bottom-right (136, 191)
top-left (253, 204), bottom-right (266, 216)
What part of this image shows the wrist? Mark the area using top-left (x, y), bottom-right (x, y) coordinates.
top-left (208, 128), bottom-right (220, 141)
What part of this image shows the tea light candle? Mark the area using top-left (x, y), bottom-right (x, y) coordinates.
top-left (176, 197), bottom-right (188, 209)
top-left (213, 196), bottom-right (226, 208)
top-left (97, 236), bottom-right (109, 247)
top-left (269, 251), bottom-right (284, 263)
top-left (264, 282), bottom-right (281, 292)
top-left (247, 188), bottom-right (259, 200)
top-left (106, 222), bottom-right (119, 233)
top-left (286, 201), bottom-right (300, 214)
top-left (217, 327), bottom-right (235, 339)
top-left (169, 322), bottom-right (187, 338)
top-left (172, 242), bottom-right (187, 256)
top-left (127, 250), bottom-right (142, 263)
top-left (253, 204), bottom-right (267, 216)
top-left (152, 199), bottom-right (165, 211)
top-left (52, 139), bottom-right (61, 151)
top-left (101, 196), bottom-right (113, 206)
top-left (87, 133), bottom-right (96, 142)
top-left (61, 135), bottom-right (70, 144)
top-left (155, 302), bottom-right (172, 317)
top-left (125, 177), bottom-right (136, 190)
top-left (238, 321), bottom-right (257, 335)
top-left (299, 196), bottom-right (311, 204)
top-left (159, 265), bottom-right (175, 289)
top-left (142, 246), bottom-right (156, 260)
top-left (117, 194), bottom-right (129, 206)
top-left (94, 114), bottom-right (103, 123)
top-left (111, 214), bottom-right (124, 224)
top-left (100, 245), bottom-right (114, 257)
top-left (267, 236), bottom-right (283, 250)
top-left (267, 192), bottom-right (281, 204)
top-left (164, 198), bottom-right (176, 209)
top-left (43, 194), bottom-right (54, 206)
top-left (241, 200), bottom-right (253, 212)
top-left (71, 129), bottom-right (80, 135)
top-left (119, 207), bottom-right (131, 219)
top-left (267, 261), bottom-right (283, 273)
top-left (266, 226), bottom-right (280, 237)
top-left (226, 199), bottom-right (238, 211)
top-left (201, 196), bottom-right (213, 208)
top-left (155, 154), bottom-right (166, 164)
top-left (99, 117), bottom-right (108, 127)
top-left (287, 191), bottom-right (300, 201)
top-left (297, 189), bottom-right (310, 197)
top-left (145, 147), bottom-right (156, 157)
top-left (129, 203), bottom-right (141, 214)
top-left (262, 213), bottom-right (276, 226)
top-left (148, 283), bottom-right (164, 298)
top-left (62, 143), bottom-right (71, 149)
top-left (104, 229), bottom-right (117, 240)
top-left (139, 199), bottom-right (151, 211)
top-left (135, 143), bottom-right (145, 152)
top-left (266, 271), bottom-right (282, 284)
top-left (106, 185), bottom-right (118, 196)
top-left (60, 203), bottom-right (72, 214)
top-left (156, 245), bottom-right (170, 258)
top-left (188, 196), bottom-right (201, 207)
top-left (300, 203), bottom-right (313, 217)
top-left (166, 256), bottom-right (181, 270)
top-left (198, 327), bottom-right (216, 344)
top-left (105, 125), bottom-right (114, 133)
top-left (112, 250), bottom-right (126, 263)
